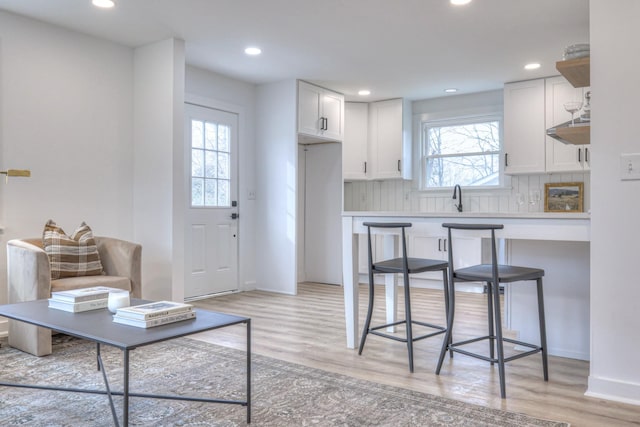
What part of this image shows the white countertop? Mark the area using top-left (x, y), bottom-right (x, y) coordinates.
top-left (343, 211), bottom-right (590, 220)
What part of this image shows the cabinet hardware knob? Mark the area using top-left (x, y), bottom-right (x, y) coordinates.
top-left (585, 147), bottom-right (589, 163)
top-left (578, 148), bottom-right (581, 162)
top-left (505, 153), bottom-right (509, 167)
top-left (364, 161), bottom-right (367, 174)
top-left (397, 159), bottom-right (401, 172)
top-left (438, 238), bottom-right (442, 252)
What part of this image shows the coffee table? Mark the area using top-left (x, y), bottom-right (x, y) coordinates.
top-left (0, 299), bottom-right (251, 426)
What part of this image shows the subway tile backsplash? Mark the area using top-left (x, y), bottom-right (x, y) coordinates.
top-left (344, 173), bottom-right (590, 214)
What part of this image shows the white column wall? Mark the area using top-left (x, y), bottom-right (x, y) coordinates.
top-left (587, 0), bottom-right (640, 405)
top-left (133, 38), bottom-right (185, 301)
top-left (255, 80), bottom-right (298, 294)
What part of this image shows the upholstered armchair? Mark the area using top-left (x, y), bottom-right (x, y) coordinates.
top-left (6, 237), bottom-right (142, 356)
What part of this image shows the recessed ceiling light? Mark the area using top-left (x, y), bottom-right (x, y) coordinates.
top-left (524, 62), bottom-right (541, 70)
top-left (444, 88), bottom-right (458, 93)
top-left (450, 0), bottom-right (472, 5)
top-left (244, 47), bottom-right (262, 56)
top-left (358, 90), bottom-right (371, 96)
top-left (92, 0), bottom-right (115, 8)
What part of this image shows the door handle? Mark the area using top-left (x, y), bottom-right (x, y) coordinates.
top-left (231, 213), bottom-right (239, 219)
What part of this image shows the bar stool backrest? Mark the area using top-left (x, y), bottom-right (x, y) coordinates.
top-left (362, 222), bottom-right (412, 271)
top-left (441, 223), bottom-right (504, 282)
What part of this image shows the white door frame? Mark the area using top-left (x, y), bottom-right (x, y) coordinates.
top-left (184, 94), bottom-right (246, 297)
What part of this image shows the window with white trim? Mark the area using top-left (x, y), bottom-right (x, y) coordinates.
top-left (421, 115), bottom-right (502, 189)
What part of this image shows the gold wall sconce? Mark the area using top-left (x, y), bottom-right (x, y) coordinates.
top-left (1, 169), bottom-right (31, 183)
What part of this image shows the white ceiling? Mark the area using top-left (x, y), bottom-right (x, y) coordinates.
top-left (0, 0), bottom-right (589, 101)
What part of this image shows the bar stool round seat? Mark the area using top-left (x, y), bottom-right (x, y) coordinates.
top-left (435, 223), bottom-right (548, 399)
top-left (358, 222), bottom-right (450, 373)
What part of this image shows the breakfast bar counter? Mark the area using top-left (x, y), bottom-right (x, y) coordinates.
top-left (342, 211), bottom-right (591, 360)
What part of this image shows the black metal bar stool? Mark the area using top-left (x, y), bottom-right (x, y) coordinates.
top-left (358, 222), bottom-right (450, 373)
top-left (435, 223), bottom-right (548, 398)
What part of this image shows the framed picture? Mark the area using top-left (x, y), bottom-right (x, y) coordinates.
top-left (544, 182), bottom-right (584, 213)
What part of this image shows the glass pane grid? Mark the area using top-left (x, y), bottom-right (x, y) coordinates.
top-left (422, 119), bottom-right (501, 189)
top-left (191, 120), bottom-right (232, 207)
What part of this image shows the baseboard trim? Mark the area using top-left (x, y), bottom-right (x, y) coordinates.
top-left (0, 318), bottom-right (7, 338)
top-left (586, 375), bottom-right (640, 406)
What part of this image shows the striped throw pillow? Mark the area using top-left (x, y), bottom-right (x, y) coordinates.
top-left (43, 220), bottom-right (104, 279)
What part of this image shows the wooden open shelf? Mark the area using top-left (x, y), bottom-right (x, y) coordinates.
top-left (555, 124), bottom-right (590, 145)
top-left (556, 57), bottom-right (590, 88)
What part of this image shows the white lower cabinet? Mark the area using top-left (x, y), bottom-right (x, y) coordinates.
top-left (408, 235), bottom-right (481, 282)
top-left (356, 232), bottom-right (481, 289)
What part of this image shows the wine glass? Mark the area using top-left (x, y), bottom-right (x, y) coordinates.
top-left (515, 193), bottom-right (525, 210)
top-left (564, 101), bottom-right (583, 126)
top-left (529, 190), bottom-right (541, 207)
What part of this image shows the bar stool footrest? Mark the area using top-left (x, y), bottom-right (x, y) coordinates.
top-left (448, 335), bottom-right (543, 364)
top-left (369, 320), bottom-right (447, 343)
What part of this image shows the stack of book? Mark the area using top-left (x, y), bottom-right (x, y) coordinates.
top-left (48, 287), bottom-right (120, 312)
top-left (113, 301), bottom-right (195, 328)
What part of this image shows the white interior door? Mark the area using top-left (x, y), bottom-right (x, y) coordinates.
top-left (184, 103), bottom-right (239, 299)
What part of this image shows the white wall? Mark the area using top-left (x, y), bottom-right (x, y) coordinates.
top-left (255, 80), bottom-right (298, 294)
top-left (132, 39), bottom-right (185, 301)
top-left (0, 11), bottom-right (134, 309)
top-left (184, 65), bottom-right (257, 290)
top-left (587, 0), bottom-right (640, 405)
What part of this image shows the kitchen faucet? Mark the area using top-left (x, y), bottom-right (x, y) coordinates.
top-left (452, 184), bottom-right (463, 212)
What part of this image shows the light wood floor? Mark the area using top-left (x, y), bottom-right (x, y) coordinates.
top-left (190, 282), bottom-right (640, 427)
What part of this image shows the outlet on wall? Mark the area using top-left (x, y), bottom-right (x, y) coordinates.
top-left (248, 189), bottom-right (256, 200)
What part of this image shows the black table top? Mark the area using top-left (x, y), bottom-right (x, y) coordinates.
top-left (0, 298), bottom-right (249, 350)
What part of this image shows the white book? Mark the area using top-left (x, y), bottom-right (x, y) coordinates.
top-left (48, 298), bottom-right (108, 313)
top-left (115, 300), bottom-right (193, 320)
top-left (51, 287), bottom-right (124, 303)
top-left (113, 310), bottom-right (196, 328)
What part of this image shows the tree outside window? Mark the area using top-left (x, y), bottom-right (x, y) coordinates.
top-left (422, 117), bottom-right (501, 189)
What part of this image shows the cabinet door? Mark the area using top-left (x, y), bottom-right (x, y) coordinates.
top-left (298, 81), bottom-right (322, 136)
top-left (370, 99), bottom-right (403, 179)
top-left (343, 102), bottom-right (369, 180)
top-left (408, 235), bottom-right (447, 280)
top-left (504, 79), bottom-right (546, 174)
top-left (545, 76), bottom-right (588, 172)
top-left (321, 90), bottom-right (344, 141)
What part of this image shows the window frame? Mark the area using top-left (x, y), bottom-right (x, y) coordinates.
top-left (419, 113), bottom-right (504, 191)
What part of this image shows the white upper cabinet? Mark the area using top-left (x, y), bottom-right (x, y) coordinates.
top-left (298, 81), bottom-right (344, 143)
top-left (343, 98), bottom-right (412, 180)
top-left (369, 99), bottom-right (404, 179)
top-left (545, 76), bottom-right (590, 172)
top-left (503, 79), bottom-right (546, 174)
top-left (504, 77), bottom-right (591, 175)
top-left (343, 102), bottom-right (369, 180)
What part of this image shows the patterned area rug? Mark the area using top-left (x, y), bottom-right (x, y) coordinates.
top-left (0, 336), bottom-right (568, 426)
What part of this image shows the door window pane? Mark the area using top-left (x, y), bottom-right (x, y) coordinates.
top-left (191, 119), bottom-right (232, 207)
